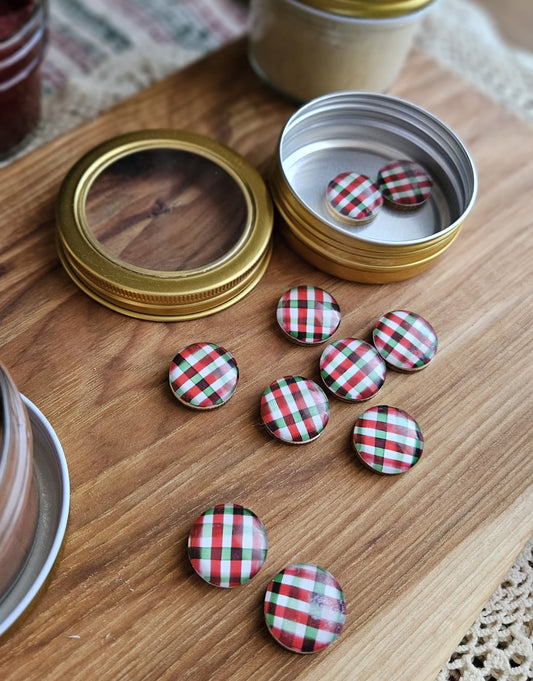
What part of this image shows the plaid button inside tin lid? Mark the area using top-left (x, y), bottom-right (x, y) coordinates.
top-left (377, 160), bottom-right (433, 209)
top-left (264, 563), bottom-right (346, 654)
top-left (169, 342), bottom-right (238, 409)
top-left (352, 405), bottom-right (424, 475)
top-left (188, 503), bottom-right (268, 588)
top-left (326, 172), bottom-right (383, 224)
top-left (260, 376), bottom-right (330, 444)
top-left (276, 286), bottom-right (341, 345)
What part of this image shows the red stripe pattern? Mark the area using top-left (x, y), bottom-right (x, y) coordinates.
top-left (188, 503), bottom-right (268, 588)
top-left (320, 338), bottom-right (386, 402)
top-left (276, 286), bottom-right (341, 345)
top-left (377, 160), bottom-right (433, 208)
top-left (264, 563), bottom-right (346, 653)
top-left (372, 310), bottom-right (437, 372)
top-left (352, 405), bottom-right (424, 474)
top-left (169, 342), bottom-right (238, 409)
top-left (260, 376), bottom-right (330, 444)
top-left (326, 172), bottom-right (383, 223)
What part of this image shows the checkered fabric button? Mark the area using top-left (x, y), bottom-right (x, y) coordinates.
top-left (377, 160), bottom-right (433, 209)
top-left (169, 342), bottom-right (238, 409)
top-left (276, 286), bottom-right (341, 345)
top-left (320, 338), bottom-right (386, 402)
top-left (326, 172), bottom-right (383, 223)
top-left (260, 376), bottom-right (330, 444)
top-left (352, 405), bottom-right (424, 475)
top-left (188, 503), bottom-right (268, 588)
top-left (264, 563), bottom-right (346, 654)
top-left (372, 310), bottom-right (438, 372)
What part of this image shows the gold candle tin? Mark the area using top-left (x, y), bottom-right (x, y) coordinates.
top-left (56, 130), bottom-right (273, 321)
top-left (270, 92), bottom-right (478, 283)
top-left (248, 0), bottom-right (437, 101)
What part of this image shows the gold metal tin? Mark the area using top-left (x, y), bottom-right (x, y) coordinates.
top-left (56, 130), bottom-right (273, 321)
top-left (270, 92), bottom-right (478, 283)
top-left (297, 0), bottom-right (434, 18)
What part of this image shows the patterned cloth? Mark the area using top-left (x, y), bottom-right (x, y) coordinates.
top-left (188, 503), bottom-right (268, 588)
top-left (264, 563), bottom-right (346, 653)
top-left (276, 286), bottom-right (341, 345)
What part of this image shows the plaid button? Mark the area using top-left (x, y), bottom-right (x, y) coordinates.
top-left (377, 160), bottom-right (433, 208)
top-left (264, 563), bottom-right (346, 654)
top-left (276, 286), bottom-right (341, 345)
top-left (188, 503), bottom-right (268, 588)
top-left (260, 376), bottom-right (330, 444)
top-left (352, 405), bottom-right (424, 475)
top-left (372, 310), bottom-right (437, 372)
top-left (320, 338), bottom-right (386, 402)
top-left (326, 172), bottom-right (383, 223)
top-left (169, 342), bottom-right (238, 409)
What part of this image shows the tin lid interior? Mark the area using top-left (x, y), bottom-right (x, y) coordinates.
top-left (297, 0), bottom-right (435, 18)
top-left (56, 130), bottom-right (273, 321)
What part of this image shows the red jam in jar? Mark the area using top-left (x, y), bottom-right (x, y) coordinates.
top-left (0, 0), bottom-right (47, 156)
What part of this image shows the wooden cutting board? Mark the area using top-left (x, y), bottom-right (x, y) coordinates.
top-left (0, 40), bottom-right (531, 681)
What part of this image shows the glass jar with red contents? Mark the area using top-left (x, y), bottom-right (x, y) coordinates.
top-left (0, 0), bottom-right (48, 157)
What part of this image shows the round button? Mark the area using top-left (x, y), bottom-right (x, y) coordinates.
top-left (352, 405), bottom-right (424, 475)
top-left (326, 172), bottom-right (383, 224)
top-left (377, 160), bottom-right (433, 209)
top-left (188, 503), bottom-right (268, 588)
top-left (276, 286), bottom-right (341, 345)
top-left (169, 342), bottom-right (238, 409)
top-left (372, 310), bottom-right (438, 372)
top-left (320, 338), bottom-right (386, 402)
top-left (264, 563), bottom-right (346, 654)
top-left (260, 376), bottom-right (330, 444)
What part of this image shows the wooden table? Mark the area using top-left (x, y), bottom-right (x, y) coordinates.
top-left (0, 40), bottom-right (532, 681)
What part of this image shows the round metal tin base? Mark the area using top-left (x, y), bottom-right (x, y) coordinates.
top-left (271, 92), bottom-right (477, 282)
top-left (0, 396), bottom-right (69, 637)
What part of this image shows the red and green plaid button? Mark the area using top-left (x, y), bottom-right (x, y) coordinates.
top-left (169, 342), bottom-right (238, 409)
top-left (326, 172), bottom-right (383, 223)
top-left (320, 338), bottom-right (386, 402)
top-left (276, 286), bottom-right (341, 345)
top-left (264, 563), bottom-right (346, 654)
top-left (260, 376), bottom-right (330, 444)
top-left (352, 405), bottom-right (424, 475)
top-left (372, 310), bottom-right (438, 372)
top-left (377, 160), bottom-right (433, 208)
top-left (188, 503), bottom-right (268, 588)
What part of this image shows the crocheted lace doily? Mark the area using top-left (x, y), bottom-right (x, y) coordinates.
top-left (437, 538), bottom-right (533, 681)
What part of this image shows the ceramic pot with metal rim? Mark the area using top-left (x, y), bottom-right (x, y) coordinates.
top-left (248, 0), bottom-right (438, 101)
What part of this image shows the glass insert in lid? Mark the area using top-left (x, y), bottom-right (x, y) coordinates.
top-left (84, 148), bottom-right (248, 272)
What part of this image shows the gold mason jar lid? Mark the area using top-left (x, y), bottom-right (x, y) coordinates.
top-left (297, 0), bottom-right (435, 18)
top-left (56, 130), bottom-right (273, 321)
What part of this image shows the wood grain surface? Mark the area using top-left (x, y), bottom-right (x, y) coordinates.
top-left (0, 40), bottom-right (532, 681)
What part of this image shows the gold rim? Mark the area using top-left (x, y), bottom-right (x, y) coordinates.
top-left (296, 0), bottom-right (435, 18)
top-left (56, 130), bottom-right (273, 320)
